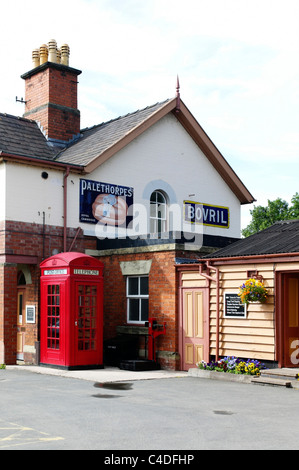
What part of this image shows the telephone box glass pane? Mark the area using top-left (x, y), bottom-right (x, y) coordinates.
top-left (77, 285), bottom-right (98, 351)
top-left (46, 284), bottom-right (60, 350)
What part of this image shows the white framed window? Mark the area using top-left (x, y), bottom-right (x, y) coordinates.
top-left (150, 190), bottom-right (167, 236)
top-left (127, 276), bottom-right (149, 323)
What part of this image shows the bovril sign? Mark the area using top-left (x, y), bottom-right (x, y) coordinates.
top-left (184, 200), bottom-right (229, 228)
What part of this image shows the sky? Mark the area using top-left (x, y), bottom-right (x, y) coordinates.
top-left (1, 0), bottom-right (299, 229)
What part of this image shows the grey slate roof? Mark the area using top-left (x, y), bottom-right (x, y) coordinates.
top-left (55, 99), bottom-right (172, 166)
top-left (0, 113), bottom-right (57, 160)
top-left (207, 219), bottom-right (299, 258)
top-left (0, 100), bottom-right (172, 166)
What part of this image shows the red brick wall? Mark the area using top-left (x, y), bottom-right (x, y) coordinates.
top-left (4, 221), bottom-right (95, 259)
top-left (0, 220), bottom-right (96, 365)
top-left (48, 67), bottom-right (78, 109)
top-left (24, 65), bottom-right (80, 141)
top-left (0, 264), bottom-right (18, 364)
top-left (0, 217), bottom-right (197, 369)
top-left (99, 250), bottom-right (182, 369)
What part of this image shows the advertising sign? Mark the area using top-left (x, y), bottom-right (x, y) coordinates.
top-left (184, 201), bottom-right (229, 228)
top-left (80, 179), bottom-right (134, 227)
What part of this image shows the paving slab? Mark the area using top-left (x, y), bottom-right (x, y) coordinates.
top-left (7, 364), bottom-right (188, 383)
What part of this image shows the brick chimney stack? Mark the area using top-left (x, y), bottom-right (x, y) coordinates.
top-left (21, 39), bottom-right (82, 145)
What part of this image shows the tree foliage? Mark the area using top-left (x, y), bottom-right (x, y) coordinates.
top-left (242, 192), bottom-right (299, 237)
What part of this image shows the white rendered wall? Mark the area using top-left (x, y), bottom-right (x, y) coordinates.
top-left (0, 164), bottom-right (6, 222)
top-left (6, 163), bottom-right (64, 226)
top-left (72, 113), bottom-right (242, 240)
top-left (5, 113), bottom-right (242, 241)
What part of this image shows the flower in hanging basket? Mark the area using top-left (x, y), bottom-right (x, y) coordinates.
top-left (238, 278), bottom-right (268, 304)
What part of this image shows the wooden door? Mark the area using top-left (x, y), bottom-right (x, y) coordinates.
top-left (17, 289), bottom-right (26, 361)
top-left (182, 289), bottom-right (208, 370)
top-left (284, 274), bottom-right (299, 367)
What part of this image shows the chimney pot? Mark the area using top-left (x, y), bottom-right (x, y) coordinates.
top-left (32, 49), bottom-right (40, 68)
top-left (39, 44), bottom-right (48, 65)
top-left (60, 44), bottom-right (70, 66)
top-left (48, 39), bottom-right (58, 63)
top-left (57, 48), bottom-right (61, 64)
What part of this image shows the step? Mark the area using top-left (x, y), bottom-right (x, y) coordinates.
top-left (251, 376), bottom-right (292, 387)
top-left (261, 368), bottom-right (299, 379)
top-left (119, 359), bottom-right (160, 371)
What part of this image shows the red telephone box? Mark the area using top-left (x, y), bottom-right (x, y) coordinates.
top-left (40, 252), bottom-right (104, 369)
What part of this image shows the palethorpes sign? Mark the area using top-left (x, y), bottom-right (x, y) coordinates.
top-left (80, 178), bottom-right (134, 226)
top-left (184, 200), bottom-right (229, 228)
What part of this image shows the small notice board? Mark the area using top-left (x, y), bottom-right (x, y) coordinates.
top-left (26, 305), bottom-right (36, 324)
top-left (224, 293), bottom-right (247, 318)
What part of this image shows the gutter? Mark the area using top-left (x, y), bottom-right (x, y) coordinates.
top-left (203, 251), bottom-right (299, 264)
top-left (0, 151), bottom-right (83, 172)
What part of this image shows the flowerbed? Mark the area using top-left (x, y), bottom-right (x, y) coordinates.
top-left (197, 357), bottom-right (266, 376)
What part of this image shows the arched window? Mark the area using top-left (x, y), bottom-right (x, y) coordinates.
top-left (150, 190), bottom-right (167, 236)
top-left (17, 271), bottom-right (26, 286)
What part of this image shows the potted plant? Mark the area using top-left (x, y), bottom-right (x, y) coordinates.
top-left (238, 278), bottom-right (268, 305)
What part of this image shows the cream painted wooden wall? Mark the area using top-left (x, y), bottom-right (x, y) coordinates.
top-left (181, 263), bottom-right (276, 361)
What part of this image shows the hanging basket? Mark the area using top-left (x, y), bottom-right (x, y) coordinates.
top-left (238, 278), bottom-right (268, 305)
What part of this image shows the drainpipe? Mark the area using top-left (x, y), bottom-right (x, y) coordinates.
top-left (199, 261), bottom-right (220, 361)
top-left (42, 211), bottom-right (45, 260)
top-left (68, 227), bottom-right (81, 252)
top-left (63, 166), bottom-right (70, 252)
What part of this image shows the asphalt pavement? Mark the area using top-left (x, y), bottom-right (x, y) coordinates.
top-left (1, 365), bottom-right (299, 451)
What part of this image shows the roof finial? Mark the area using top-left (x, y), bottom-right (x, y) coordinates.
top-left (176, 75), bottom-right (180, 112)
